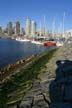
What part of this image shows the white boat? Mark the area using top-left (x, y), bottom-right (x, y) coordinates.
top-left (56, 41), bottom-right (64, 47)
top-left (16, 38), bottom-right (30, 42)
top-left (31, 40), bottom-right (43, 45)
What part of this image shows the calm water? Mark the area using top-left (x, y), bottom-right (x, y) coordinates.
top-left (0, 38), bottom-right (55, 68)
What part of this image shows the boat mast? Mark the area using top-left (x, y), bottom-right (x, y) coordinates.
top-left (52, 18), bottom-right (55, 39)
top-left (58, 22), bottom-right (62, 38)
top-left (62, 12), bottom-right (65, 38)
top-left (60, 22), bottom-right (62, 38)
top-left (44, 15), bottom-right (46, 37)
top-left (40, 21), bottom-right (42, 37)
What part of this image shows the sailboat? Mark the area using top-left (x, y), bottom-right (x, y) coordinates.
top-left (31, 20), bottom-right (44, 45)
top-left (56, 13), bottom-right (65, 46)
top-left (44, 17), bottom-right (56, 47)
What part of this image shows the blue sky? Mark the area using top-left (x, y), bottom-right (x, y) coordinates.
top-left (0, 0), bottom-right (72, 31)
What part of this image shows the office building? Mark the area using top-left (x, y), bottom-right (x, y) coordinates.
top-left (31, 21), bottom-right (36, 37)
top-left (25, 18), bottom-right (31, 36)
top-left (15, 21), bottom-right (20, 35)
top-left (0, 26), bottom-right (2, 33)
top-left (7, 22), bottom-right (13, 35)
top-left (20, 27), bottom-right (24, 35)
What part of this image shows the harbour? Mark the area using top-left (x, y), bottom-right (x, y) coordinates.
top-left (0, 0), bottom-right (72, 107)
top-left (0, 38), bottom-right (56, 68)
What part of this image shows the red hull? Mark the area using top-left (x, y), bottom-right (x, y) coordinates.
top-left (44, 41), bottom-right (56, 47)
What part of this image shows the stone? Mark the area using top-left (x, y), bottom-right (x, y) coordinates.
top-left (20, 96), bottom-right (34, 108)
top-left (33, 94), bottom-right (49, 108)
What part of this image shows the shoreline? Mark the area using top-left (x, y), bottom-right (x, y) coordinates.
top-left (0, 54), bottom-right (39, 82)
top-left (0, 48), bottom-right (57, 107)
top-left (0, 46), bottom-right (56, 82)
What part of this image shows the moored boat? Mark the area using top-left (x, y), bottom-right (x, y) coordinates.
top-left (31, 40), bottom-right (43, 45)
top-left (56, 41), bottom-right (64, 46)
top-left (16, 37), bottom-right (30, 42)
top-left (44, 41), bottom-right (56, 47)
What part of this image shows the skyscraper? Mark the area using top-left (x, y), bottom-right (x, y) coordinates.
top-left (7, 22), bottom-right (12, 35)
top-left (15, 21), bottom-right (20, 35)
top-left (0, 26), bottom-right (2, 33)
top-left (25, 18), bottom-right (31, 36)
top-left (20, 27), bottom-right (24, 35)
top-left (31, 21), bottom-right (36, 37)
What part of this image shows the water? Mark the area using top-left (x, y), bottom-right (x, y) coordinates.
top-left (0, 38), bottom-right (55, 68)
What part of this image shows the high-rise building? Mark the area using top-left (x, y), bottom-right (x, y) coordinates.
top-left (12, 26), bottom-right (15, 34)
top-left (0, 26), bottom-right (2, 33)
top-left (25, 18), bottom-right (31, 36)
top-left (7, 22), bottom-right (13, 35)
top-left (15, 21), bottom-right (20, 35)
top-left (20, 27), bottom-right (24, 35)
top-left (31, 21), bottom-right (36, 37)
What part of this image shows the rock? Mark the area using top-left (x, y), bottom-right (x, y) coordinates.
top-left (33, 94), bottom-right (49, 108)
top-left (20, 96), bottom-right (34, 108)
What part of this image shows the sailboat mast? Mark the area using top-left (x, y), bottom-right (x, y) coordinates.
top-left (44, 15), bottom-right (46, 37)
top-left (52, 18), bottom-right (55, 39)
top-left (62, 12), bottom-right (65, 38)
top-left (40, 21), bottom-right (42, 36)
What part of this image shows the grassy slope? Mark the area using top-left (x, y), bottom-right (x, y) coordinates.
top-left (0, 48), bottom-right (57, 107)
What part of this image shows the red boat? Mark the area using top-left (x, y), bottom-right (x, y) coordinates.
top-left (44, 41), bottom-right (56, 47)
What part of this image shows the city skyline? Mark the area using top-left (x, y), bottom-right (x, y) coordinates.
top-left (0, 0), bottom-right (72, 31)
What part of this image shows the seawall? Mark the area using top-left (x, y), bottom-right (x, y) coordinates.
top-left (0, 54), bottom-right (39, 81)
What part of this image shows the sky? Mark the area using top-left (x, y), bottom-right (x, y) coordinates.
top-left (0, 0), bottom-right (72, 31)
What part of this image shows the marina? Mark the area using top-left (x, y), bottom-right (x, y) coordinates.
top-left (15, 35), bottom-right (64, 47)
top-left (0, 38), bottom-right (55, 68)
top-left (15, 37), bottom-right (64, 47)
top-left (0, 0), bottom-right (72, 108)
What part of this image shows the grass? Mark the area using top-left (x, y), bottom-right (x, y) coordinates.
top-left (0, 48), bottom-right (57, 107)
